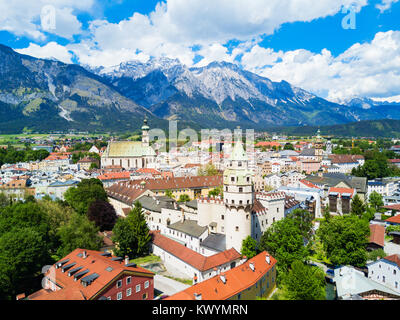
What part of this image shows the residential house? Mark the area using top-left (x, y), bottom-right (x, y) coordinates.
top-left (26, 249), bottom-right (155, 300)
top-left (165, 251), bottom-right (277, 300)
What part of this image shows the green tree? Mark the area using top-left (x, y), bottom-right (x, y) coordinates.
top-left (129, 201), bottom-right (151, 257)
top-left (0, 193), bottom-right (10, 208)
top-left (56, 213), bottom-right (103, 258)
top-left (112, 217), bottom-right (138, 258)
top-left (64, 178), bottom-right (108, 215)
top-left (351, 194), bottom-right (365, 217)
top-left (165, 190), bottom-right (174, 199)
top-left (241, 236), bottom-right (258, 259)
top-left (37, 200), bottom-right (75, 252)
top-left (260, 217), bottom-right (310, 274)
top-left (112, 202), bottom-right (150, 258)
top-left (367, 248), bottom-right (387, 262)
top-left (287, 209), bottom-right (314, 241)
top-left (317, 215), bottom-right (370, 267)
top-left (283, 260), bottom-right (326, 300)
top-left (0, 228), bottom-right (50, 300)
top-left (198, 163), bottom-right (219, 176)
top-left (369, 191), bottom-right (384, 211)
top-left (208, 186), bottom-right (223, 197)
top-left (178, 194), bottom-right (191, 203)
top-left (284, 143), bottom-right (295, 150)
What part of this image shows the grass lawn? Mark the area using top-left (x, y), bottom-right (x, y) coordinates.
top-left (130, 254), bottom-right (161, 266)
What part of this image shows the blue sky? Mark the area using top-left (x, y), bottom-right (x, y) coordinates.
top-left (1, 0), bottom-right (400, 102)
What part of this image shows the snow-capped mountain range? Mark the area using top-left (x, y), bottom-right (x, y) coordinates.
top-left (1, 42), bottom-right (400, 133)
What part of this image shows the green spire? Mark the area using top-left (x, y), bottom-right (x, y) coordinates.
top-left (229, 140), bottom-right (248, 161)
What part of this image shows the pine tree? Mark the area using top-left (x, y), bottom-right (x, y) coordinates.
top-left (129, 201), bottom-right (151, 257)
top-left (350, 194), bottom-right (365, 217)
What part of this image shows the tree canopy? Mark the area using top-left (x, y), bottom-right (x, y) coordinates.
top-left (241, 236), bottom-right (258, 259)
top-left (87, 200), bottom-right (118, 232)
top-left (317, 215), bottom-right (370, 267)
top-left (283, 260), bottom-right (326, 300)
top-left (259, 216), bottom-right (310, 274)
top-left (64, 178), bottom-right (108, 215)
top-left (112, 201), bottom-right (151, 258)
top-left (56, 212), bottom-right (103, 258)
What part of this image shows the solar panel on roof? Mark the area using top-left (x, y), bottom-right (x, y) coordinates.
top-left (100, 252), bottom-right (112, 257)
top-left (74, 269), bottom-right (90, 281)
top-left (68, 266), bottom-right (83, 277)
top-left (81, 273), bottom-right (100, 286)
top-left (125, 263), bottom-right (137, 268)
top-left (56, 258), bottom-right (70, 268)
top-left (111, 257), bottom-right (123, 261)
top-left (61, 262), bottom-right (76, 272)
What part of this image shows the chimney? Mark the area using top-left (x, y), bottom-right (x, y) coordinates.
top-left (249, 262), bottom-right (255, 272)
top-left (125, 255), bottom-right (130, 266)
top-left (266, 254), bottom-right (271, 265)
top-left (194, 293), bottom-right (202, 300)
top-left (83, 251), bottom-right (87, 259)
top-left (220, 274), bottom-right (226, 284)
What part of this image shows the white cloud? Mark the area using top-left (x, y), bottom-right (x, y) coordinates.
top-left (240, 31), bottom-right (400, 102)
top-left (376, 0), bottom-right (400, 12)
top-left (15, 42), bottom-right (74, 64)
top-left (0, 0), bottom-right (94, 40)
top-left (68, 0), bottom-right (368, 67)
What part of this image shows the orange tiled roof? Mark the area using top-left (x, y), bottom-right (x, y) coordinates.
top-left (369, 224), bottom-right (385, 247)
top-left (256, 141), bottom-right (281, 148)
top-left (28, 249), bottom-right (154, 300)
top-left (385, 215), bottom-right (400, 224)
top-left (383, 254), bottom-right (400, 268)
top-left (328, 187), bottom-right (355, 197)
top-left (299, 179), bottom-right (320, 189)
top-left (151, 232), bottom-right (241, 272)
top-left (166, 251), bottom-right (276, 300)
top-left (98, 172), bottom-right (130, 180)
top-left (384, 204), bottom-right (400, 212)
top-left (136, 168), bottom-right (161, 175)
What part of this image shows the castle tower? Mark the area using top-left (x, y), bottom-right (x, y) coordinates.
top-left (223, 140), bottom-right (253, 253)
top-left (314, 129), bottom-right (324, 162)
top-left (142, 118), bottom-right (150, 148)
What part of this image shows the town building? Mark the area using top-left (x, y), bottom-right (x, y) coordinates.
top-left (26, 249), bottom-right (155, 300)
top-left (367, 255), bottom-right (400, 294)
top-left (165, 251), bottom-right (277, 300)
top-left (101, 119), bottom-right (156, 170)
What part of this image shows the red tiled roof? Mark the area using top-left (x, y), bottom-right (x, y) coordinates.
top-left (44, 155), bottom-right (69, 161)
top-left (388, 159), bottom-right (400, 163)
top-left (116, 176), bottom-right (222, 191)
top-left (98, 172), bottom-right (130, 181)
top-left (383, 254), bottom-right (400, 268)
top-left (166, 251), bottom-right (276, 300)
top-left (385, 215), bottom-right (400, 224)
top-left (384, 204), bottom-right (400, 212)
top-left (256, 141), bottom-right (281, 148)
top-left (329, 154), bottom-right (364, 164)
top-left (369, 224), bottom-right (385, 247)
top-left (151, 232), bottom-right (241, 272)
top-left (28, 249), bottom-right (154, 300)
top-left (136, 168), bottom-right (161, 175)
top-left (299, 179), bottom-right (320, 189)
top-left (328, 187), bottom-right (355, 198)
